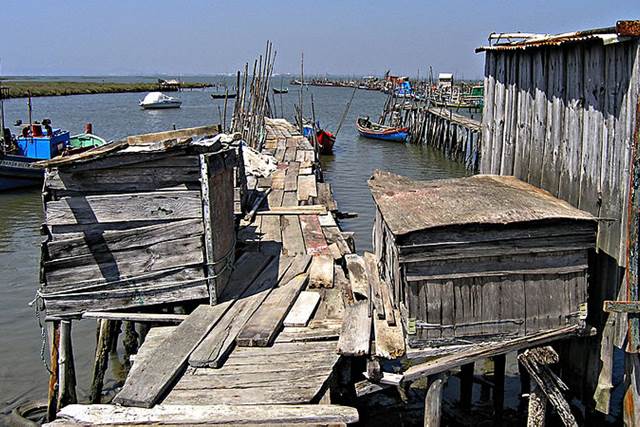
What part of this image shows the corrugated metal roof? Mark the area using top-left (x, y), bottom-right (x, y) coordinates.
top-left (476, 20), bottom-right (640, 52)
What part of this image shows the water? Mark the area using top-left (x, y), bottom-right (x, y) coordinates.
top-left (0, 78), bottom-right (469, 415)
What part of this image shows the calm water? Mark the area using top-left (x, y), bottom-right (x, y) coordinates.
top-left (0, 78), bottom-right (469, 415)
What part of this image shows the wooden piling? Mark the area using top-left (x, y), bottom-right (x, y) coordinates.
top-left (493, 354), bottom-right (506, 422)
top-left (56, 320), bottom-right (77, 410)
top-left (527, 383), bottom-right (547, 427)
top-left (46, 321), bottom-right (60, 422)
top-left (89, 319), bottom-right (114, 403)
top-left (460, 362), bottom-right (474, 409)
top-left (424, 374), bottom-right (445, 427)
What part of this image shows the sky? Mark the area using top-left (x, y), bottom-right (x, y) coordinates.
top-left (1, 0), bottom-right (638, 79)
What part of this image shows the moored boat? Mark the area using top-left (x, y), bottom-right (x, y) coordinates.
top-left (273, 87), bottom-right (289, 94)
top-left (316, 128), bottom-right (335, 154)
top-left (139, 92), bottom-right (182, 109)
top-left (69, 133), bottom-right (107, 150)
top-left (356, 117), bottom-right (409, 142)
top-left (210, 92), bottom-right (237, 99)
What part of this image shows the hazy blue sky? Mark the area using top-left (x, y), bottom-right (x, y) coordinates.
top-left (1, 1), bottom-right (638, 78)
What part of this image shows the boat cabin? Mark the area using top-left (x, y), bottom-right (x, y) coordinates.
top-left (16, 124), bottom-right (70, 159)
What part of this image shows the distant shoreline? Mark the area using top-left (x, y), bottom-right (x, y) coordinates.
top-left (0, 81), bottom-right (213, 99)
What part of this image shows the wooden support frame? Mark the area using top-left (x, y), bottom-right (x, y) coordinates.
top-left (199, 154), bottom-right (217, 305)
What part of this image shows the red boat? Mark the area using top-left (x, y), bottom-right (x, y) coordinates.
top-left (316, 129), bottom-right (335, 154)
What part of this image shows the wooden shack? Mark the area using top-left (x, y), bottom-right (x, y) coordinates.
top-left (476, 21), bottom-right (640, 419)
top-left (370, 170), bottom-right (597, 347)
top-left (39, 125), bottom-right (237, 318)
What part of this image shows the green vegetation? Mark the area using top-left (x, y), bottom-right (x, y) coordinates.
top-left (0, 80), bottom-right (212, 98)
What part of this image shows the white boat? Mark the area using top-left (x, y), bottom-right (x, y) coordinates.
top-left (139, 92), bottom-right (182, 109)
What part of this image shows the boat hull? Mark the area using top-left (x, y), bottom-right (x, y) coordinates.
top-left (140, 101), bottom-right (182, 109)
top-left (0, 155), bottom-right (44, 191)
top-left (356, 118), bottom-right (409, 142)
top-left (317, 130), bottom-right (335, 154)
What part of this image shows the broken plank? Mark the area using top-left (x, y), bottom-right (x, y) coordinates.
top-left (374, 309), bottom-right (405, 359)
top-left (236, 273), bottom-right (309, 347)
top-left (113, 304), bottom-right (231, 408)
top-left (337, 302), bottom-right (371, 357)
top-left (318, 213), bottom-right (337, 227)
top-left (283, 291), bottom-right (321, 327)
top-left (284, 161), bottom-right (300, 192)
top-left (82, 312), bottom-right (187, 323)
top-left (276, 319), bottom-right (343, 343)
top-left (309, 255), bottom-right (335, 288)
top-left (344, 254), bottom-right (370, 300)
top-left (256, 205), bottom-right (327, 215)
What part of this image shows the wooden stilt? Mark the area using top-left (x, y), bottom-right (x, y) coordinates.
top-left (424, 374), bottom-right (445, 427)
top-left (519, 349), bottom-right (532, 410)
top-left (493, 354), bottom-right (506, 422)
top-left (460, 362), bottom-right (474, 409)
top-left (89, 319), bottom-right (114, 403)
top-left (138, 322), bottom-right (151, 346)
top-left (527, 383), bottom-right (547, 427)
top-left (123, 321), bottom-right (139, 364)
top-left (366, 357), bottom-right (382, 382)
top-left (109, 320), bottom-right (122, 354)
top-left (56, 320), bottom-right (77, 410)
top-left (46, 321), bottom-right (60, 422)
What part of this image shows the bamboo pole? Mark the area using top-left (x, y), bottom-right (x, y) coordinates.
top-left (56, 320), bottom-right (77, 410)
top-left (89, 319), bottom-right (114, 403)
top-left (46, 321), bottom-right (60, 422)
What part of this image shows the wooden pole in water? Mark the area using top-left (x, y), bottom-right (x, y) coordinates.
top-left (424, 374), bottom-right (445, 427)
top-left (299, 51), bottom-right (304, 134)
top-left (222, 88), bottom-right (229, 132)
top-left (89, 319), bottom-right (114, 403)
top-left (56, 320), bottom-right (77, 410)
top-left (46, 321), bottom-right (60, 422)
top-left (493, 354), bottom-right (506, 422)
top-left (460, 362), bottom-right (474, 410)
top-left (334, 86), bottom-right (357, 137)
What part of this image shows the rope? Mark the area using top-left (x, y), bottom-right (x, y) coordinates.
top-left (29, 292), bottom-right (52, 374)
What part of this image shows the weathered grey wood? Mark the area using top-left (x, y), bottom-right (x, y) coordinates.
top-left (283, 291), bottom-right (321, 327)
top-left (113, 304), bottom-right (232, 408)
top-left (297, 174), bottom-right (318, 202)
top-left (281, 215), bottom-right (306, 256)
top-left (46, 191), bottom-right (202, 225)
top-left (527, 383), bottom-right (548, 427)
top-left (89, 319), bottom-right (114, 403)
top-left (300, 215), bottom-right (330, 256)
top-left (56, 320), bottom-right (77, 410)
top-left (276, 319), bottom-right (343, 343)
top-left (364, 252), bottom-right (385, 318)
top-left (46, 219), bottom-right (202, 259)
top-left (82, 312), bottom-right (188, 323)
top-left (344, 254), bottom-right (369, 300)
top-left (424, 375), bottom-right (445, 427)
top-left (337, 301), bottom-right (371, 357)
top-left (374, 309), bottom-right (405, 359)
top-left (308, 255), bottom-right (334, 288)
top-left (236, 273), bottom-right (309, 347)
top-left (189, 257), bottom-right (292, 368)
top-left (284, 161), bottom-right (300, 191)
top-left (256, 205), bottom-right (327, 215)
top-left (50, 403), bottom-right (359, 425)
top-left (403, 325), bottom-right (579, 382)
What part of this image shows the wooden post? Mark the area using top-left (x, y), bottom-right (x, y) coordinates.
top-left (89, 319), bottom-right (114, 403)
top-left (46, 321), bottom-right (60, 422)
top-left (493, 354), bottom-right (506, 422)
top-left (424, 374), bottom-right (445, 427)
top-left (123, 321), bottom-right (139, 364)
top-left (56, 320), bottom-right (77, 410)
top-left (366, 357), bottom-right (382, 382)
top-left (527, 383), bottom-right (547, 427)
top-left (460, 362), bottom-right (474, 409)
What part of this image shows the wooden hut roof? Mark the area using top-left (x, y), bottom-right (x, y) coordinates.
top-left (368, 170), bottom-right (595, 237)
top-left (43, 124), bottom-right (223, 169)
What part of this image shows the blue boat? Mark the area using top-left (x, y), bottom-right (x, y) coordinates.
top-left (356, 117), bottom-right (409, 142)
top-left (0, 123), bottom-right (70, 191)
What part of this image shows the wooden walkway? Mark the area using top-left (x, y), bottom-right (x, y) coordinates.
top-left (47, 119), bottom-right (359, 425)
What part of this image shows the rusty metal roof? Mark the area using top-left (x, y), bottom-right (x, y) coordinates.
top-left (476, 20), bottom-right (640, 52)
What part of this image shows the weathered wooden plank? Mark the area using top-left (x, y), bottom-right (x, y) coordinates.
top-left (46, 191), bottom-right (202, 226)
top-left (51, 403), bottom-right (359, 425)
top-left (256, 205), bottom-right (327, 215)
top-left (284, 161), bottom-right (300, 192)
top-left (46, 219), bottom-right (203, 259)
top-left (189, 257), bottom-right (292, 368)
top-left (363, 252), bottom-right (385, 319)
top-left (297, 175), bottom-right (318, 202)
top-left (236, 273), bottom-right (309, 347)
top-left (323, 226), bottom-right (351, 256)
top-left (82, 312), bottom-right (188, 323)
top-left (344, 254), bottom-right (369, 300)
top-left (300, 215), bottom-right (330, 255)
top-left (308, 255), bottom-right (334, 288)
top-left (337, 302), bottom-right (371, 357)
top-left (282, 191), bottom-right (299, 207)
top-left (281, 215), bottom-right (306, 256)
top-left (113, 304), bottom-right (231, 408)
top-left (276, 319), bottom-right (343, 343)
top-left (283, 291), bottom-right (321, 327)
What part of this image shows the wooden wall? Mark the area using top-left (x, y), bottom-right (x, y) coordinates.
top-left (481, 40), bottom-right (639, 266)
top-left (480, 39), bottom-right (640, 410)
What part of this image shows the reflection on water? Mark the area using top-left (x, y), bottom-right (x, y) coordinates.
top-left (0, 79), bottom-right (469, 413)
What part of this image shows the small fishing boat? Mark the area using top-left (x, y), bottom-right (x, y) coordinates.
top-left (210, 92), bottom-right (237, 99)
top-left (273, 87), bottom-right (289, 94)
top-left (139, 92), bottom-right (182, 109)
top-left (69, 133), bottom-right (107, 150)
top-left (356, 117), bottom-right (409, 142)
top-left (316, 128), bottom-right (335, 154)
top-left (0, 122), bottom-right (70, 190)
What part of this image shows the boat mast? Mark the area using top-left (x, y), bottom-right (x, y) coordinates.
top-left (0, 60), bottom-right (5, 154)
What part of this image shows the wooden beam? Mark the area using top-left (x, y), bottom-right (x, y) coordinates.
top-left (424, 375), bottom-right (446, 427)
top-left (283, 291), bottom-right (321, 327)
top-left (51, 403), bottom-right (359, 425)
top-left (603, 300), bottom-right (640, 313)
top-left (82, 312), bottom-right (188, 323)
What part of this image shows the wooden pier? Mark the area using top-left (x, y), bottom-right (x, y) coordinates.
top-left (45, 118), bottom-right (361, 425)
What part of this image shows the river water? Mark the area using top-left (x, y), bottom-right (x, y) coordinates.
top-left (0, 77), bottom-right (471, 416)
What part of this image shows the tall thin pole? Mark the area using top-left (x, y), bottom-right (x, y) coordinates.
top-left (28, 91), bottom-right (33, 144)
top-left (299, 51), bottom-right (304, 133)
